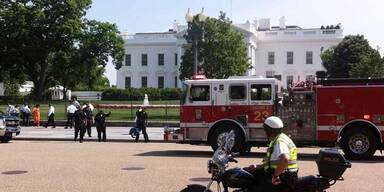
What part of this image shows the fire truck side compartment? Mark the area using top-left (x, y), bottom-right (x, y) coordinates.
top-left (316, 86), bottom-right (383, 146)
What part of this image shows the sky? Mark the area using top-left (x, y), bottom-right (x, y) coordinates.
top-left (86, 0), bottom-right (384, 85)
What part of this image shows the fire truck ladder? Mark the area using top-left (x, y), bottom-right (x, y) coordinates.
top-left (317, 78), bottom-right (384, 86)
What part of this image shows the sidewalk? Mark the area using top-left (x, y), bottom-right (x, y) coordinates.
top-left (14, 126), bottom-right (169, 143)
top-left (31, 120), bottom-right (179, 127)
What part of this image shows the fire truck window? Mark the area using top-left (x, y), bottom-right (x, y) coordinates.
top-left (229, 85), bottom-right (246, 100)
top-left (251, 84), bottom-right (272, 101)
top-left (190, 85), bottom-right (210, 101)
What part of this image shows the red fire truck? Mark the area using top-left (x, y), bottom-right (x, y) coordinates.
top-left (174, 76), bottom-right (384, 159)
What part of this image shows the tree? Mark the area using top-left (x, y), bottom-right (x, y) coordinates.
top-left (50, 20), bottom-right (124, 97)
top-left (321, 35), bottom-right (384, 78)
top-left (180, 12), bottom-right (250, 79)
top-left (76, 20), bottom-right (124, 90)
top-left (0, 1), bottom-right (124, 100)
top-left (350, 51), bottom-right (384, 78)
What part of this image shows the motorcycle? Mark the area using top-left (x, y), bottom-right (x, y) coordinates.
top-left (180, 130), bottom-right (351, 192)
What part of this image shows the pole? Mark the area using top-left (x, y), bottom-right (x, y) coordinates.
top-left (193, 39), bottom-right (198, 76)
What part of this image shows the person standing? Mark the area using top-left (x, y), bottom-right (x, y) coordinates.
top-left (32, 104), bottom-right (41, 127)
top-left (44, 104), bottom-right (56, 128)
top-left (65, 103), bottom-right (76, 129)
top-left (94, 110), bottom-right (111, 142)
top-left (21, 104), bottom-right (31, 126)
top-left (6, 104), bottom-right (17, 116)
top-left (83, 103), bottom-right (93, 137)
top-left (71, 96), bottom-right (81, 108)
top-left (135, 106), bottom-right (149, 143)
top-left (73, 107), bottom-right (87, 143)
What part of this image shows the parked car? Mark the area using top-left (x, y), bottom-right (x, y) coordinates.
top-left (0, 114), bottom-right (21, 143)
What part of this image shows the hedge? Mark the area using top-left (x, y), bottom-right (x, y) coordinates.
top-left (101, 88), bottom-right (182, 101)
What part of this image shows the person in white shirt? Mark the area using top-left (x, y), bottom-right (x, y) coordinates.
top-left (65, 104), bottom-right (77, 129)
top-left (21, 104), bottom-right (31, 126)
top-left (6, 104), bottom-right (16, 115)
top-left (44, 104), bottom-right (56, 128)
top-left (71, 97), bottom-right (81, 108)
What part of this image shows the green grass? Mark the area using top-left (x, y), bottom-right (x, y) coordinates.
top-left (0, 100), bottom-right (180, 121)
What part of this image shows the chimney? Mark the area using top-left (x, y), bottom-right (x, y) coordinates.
top-left (258, 18), bottom-right (271, 30)
top-left (279, 16), bottom-right (286, 29)
top-left (173, 20), bottom-right (180, 32)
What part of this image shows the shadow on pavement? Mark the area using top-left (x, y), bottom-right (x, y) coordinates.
top-left (136, 150), bottom-right (213, 158)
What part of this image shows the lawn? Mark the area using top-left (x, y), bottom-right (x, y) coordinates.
top-left (0, 100), bottom-right (180, 121)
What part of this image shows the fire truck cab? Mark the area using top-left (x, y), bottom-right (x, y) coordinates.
top-left (180, 76), bottom-right (281, 152)
top-left (177, 77), bottom-right (384, 159)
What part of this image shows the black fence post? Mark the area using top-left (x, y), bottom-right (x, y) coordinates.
top-left (165, 101), bottom-right (168, 125)
top-left (130, 96), bottom-right (133, 120)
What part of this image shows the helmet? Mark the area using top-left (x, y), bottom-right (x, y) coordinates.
top-left (263, 116), bottom-right (284, 130)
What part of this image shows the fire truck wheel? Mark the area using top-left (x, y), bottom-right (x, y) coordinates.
top-left (340, 127), bottom-right (377, 159)
top-left (209, 125), bottom-right (245, 153)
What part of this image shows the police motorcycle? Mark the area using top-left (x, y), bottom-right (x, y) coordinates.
top-left (180, 130), bottom-right (351, 192)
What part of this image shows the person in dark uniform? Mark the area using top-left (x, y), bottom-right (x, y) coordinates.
top-left (94, 110), bottom-right (111, 142)
top-left (73, 107), bottom-right (87, 143)
top-left (83, 103), bottom-right (93, 137)
top-left (135, 106), bottom-right (149, 143)
top-left (21, 103), bottom-right (31, 126)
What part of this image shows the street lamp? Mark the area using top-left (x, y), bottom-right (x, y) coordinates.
top-left (185, 8), bottom-right (207, 77)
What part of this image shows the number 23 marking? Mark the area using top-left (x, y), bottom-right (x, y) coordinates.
top-left (254, 111), bottom-right (269, 121)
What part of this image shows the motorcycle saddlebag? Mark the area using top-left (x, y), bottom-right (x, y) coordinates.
top-left (316, 148), bottom-right (351, 180)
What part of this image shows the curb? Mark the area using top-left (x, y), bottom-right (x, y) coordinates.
top-left (33, 121), bottom-right (180, 127)
top-left (13, 137), bottom-right (175, 143)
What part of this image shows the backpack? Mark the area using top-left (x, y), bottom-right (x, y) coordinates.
top-left (129, 127), bottom-right (140, 138)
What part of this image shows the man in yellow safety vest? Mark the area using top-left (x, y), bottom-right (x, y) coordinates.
top-left (246, 116), bottom-right (298, 191)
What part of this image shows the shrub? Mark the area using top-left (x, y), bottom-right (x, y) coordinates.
top-left (101, 88), bottom-right (181, 101)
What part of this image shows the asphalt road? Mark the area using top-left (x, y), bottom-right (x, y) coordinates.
top-left (1, 141), bottom-right (384, 192)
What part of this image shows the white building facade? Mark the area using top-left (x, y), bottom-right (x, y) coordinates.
top-left (116, 32), bottom-right (182, 89)
top-left (117, 18), bottom-right (343, 89)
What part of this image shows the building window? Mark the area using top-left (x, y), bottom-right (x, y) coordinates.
top-left (229, 85), bottom-right (246, 100)
top-left (175, 53), bottom-right (178, 66)
top-left (174, 76), bottom-right (178, 88)
top-left (287, 75), bottom-right (294, 88)
top-left (158, 76), bottom-right (164, 88)
top-left (306, 51), bottom-right (313, 64)
top-left (266, 71), bottom-right (275, 78)
top-left (268, 52), bottom-right (275, 65)
top-left (125, 54), bottom-right (131, 66)
top-left (287, 52), bottom-right (294, 64)
top-left (125, 77), bottom-right (131, 89)
top-left (250, 84), bottom-right (272, 101)
top-left (141, 76), bottom-right (147, 88)
top-left (141, 54), bottom-right (148, 66)
top-left (158, 54), bottom-right (164, 66)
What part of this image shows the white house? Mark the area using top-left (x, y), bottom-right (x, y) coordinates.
top-left (117, 31), bottom-right (181, 89)
top-left (117, 17), bottom-right (343, 89)
top-left (19, 81), bottom-right (34, 96)
top-left (50, 86), bottom-right (72, 100)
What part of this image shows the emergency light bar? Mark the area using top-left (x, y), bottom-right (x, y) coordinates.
top-left (192, 75), bottom-right (207, 80)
